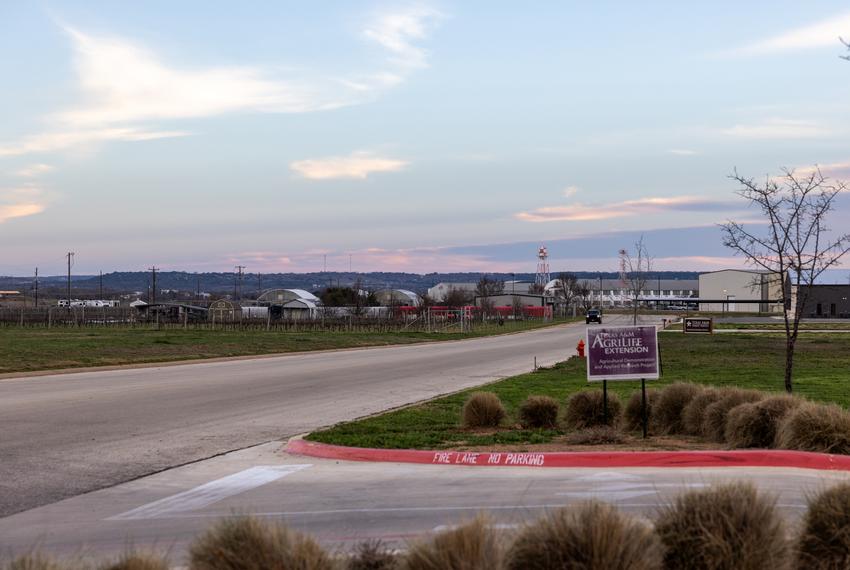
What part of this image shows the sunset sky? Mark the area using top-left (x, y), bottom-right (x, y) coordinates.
top-left (1, 1), bottom-right (849, 276)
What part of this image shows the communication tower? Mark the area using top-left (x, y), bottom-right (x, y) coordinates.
top-left (618, 249), bottom-right (628, 286)
top-left (535, 245), bottom-right (550, 287)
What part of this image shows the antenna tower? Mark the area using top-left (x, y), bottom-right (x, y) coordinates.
top-left (618, 249), bottom-right (628, 286)
top-left (535, 245), bottom-right (550, 287)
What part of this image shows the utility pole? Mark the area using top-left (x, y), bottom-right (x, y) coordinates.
top-left (257, 273), bottom-right (262, 298)
top-left (234, 265), bottom-right (246, 300)
top-left (196, 275), bottom-right (200, 304)
top-left (66, 252), bottom-right (74, 306)
top-left (34, 267), bottom-right (39, 307)
top-left (148, 266), bottom-right (159, 304)
top-left (99, 270), bottom-right (103, 300)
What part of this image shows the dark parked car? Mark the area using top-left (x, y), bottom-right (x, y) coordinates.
top-left (585, 308), bottom-right (602, 324)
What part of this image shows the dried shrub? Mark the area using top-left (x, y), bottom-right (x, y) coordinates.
top-left (652, 383), bottom-right (702, 435)
top-left (682, 387), bottom-right (724, 436)
top-left (462, 392), bottom-right (506, 429)
top-left (724, 395), bottom-right (802, 449)
top-left (624, 388), bottom-right (659, 432)
top-left (507, 501), bottom-right (663, 570)
top-left (348, 540), bottom-right (398, 570)
top-left (100, 552), bottom-right (170, 570)
top-left (564, 426), bottom-right (625, 446)
top-left (5, 554), bottom-right (62, 570)
top-left (564, 390), bottom-right (622, 430)
top-left (519, 396), bottom-right (560, 429)
top-left (655, 482), bottom-right (789, 570)
top-left (702, 388), bottom-right (764, 442)
top-left (189, 516), bottom-right (333, 570)
top-left (796, 483), bottom-right (850, 569)
top-left (403, 516), bottom-right (502, 570)
top-left (776, 403), bottom-right (850, 454)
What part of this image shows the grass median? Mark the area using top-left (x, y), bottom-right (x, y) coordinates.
top-left (306, 332), bottom-right (850, 450)
top-left (0, 318), bottom-right (576, 375)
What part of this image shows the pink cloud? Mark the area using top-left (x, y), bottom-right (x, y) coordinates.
top-left (515, 196), bottom-right (741, 223)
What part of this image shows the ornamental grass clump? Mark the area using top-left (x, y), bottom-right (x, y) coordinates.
top-left (655, 482), bottom-right (789, 570)
top-left (724, 395), bottom-right (802, 449)
top-left (3, 554), bottom-right (62, 570)
top-left (652, 382), bottom-right (702, 435)
top-left (564, 426), bottom-right (625, 446)
top-left (189, 516), bottom-right (333, 570)
top-left (403, 516), bottom-right (502, 570)
top-left (461, 392), bottom-right (506, 429)
top-left (702, 388), bottom-right (764, 442)
top-left (624, 388), bottom-right (659, 432)
top-left (776, 403), bottom-right (850, 454)
top-left (100, 552), bottom-right (170, 570)
top-left (796, 483), bottom-right (850, 569)
top-left (564, 390), bottom-right (622, 430)
top-left (519, 395), bottom-right (560, 429)
top-left (507, 501), bottom-right (663, 570)
top-left (682, 387), bottom-right (724, 436)
top-left (348, 540), bottom-right (398, 570)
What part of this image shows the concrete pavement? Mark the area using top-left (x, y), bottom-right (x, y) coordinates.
top-left (0, 317), bottom-right (623, 517)
top-left (0, 440), bottom-right (846, 563)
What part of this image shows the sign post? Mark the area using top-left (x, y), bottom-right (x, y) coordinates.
top-left (587, 325), bottom-right (660, 438)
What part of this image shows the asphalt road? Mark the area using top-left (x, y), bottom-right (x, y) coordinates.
top-left (0, 318), bottom-right (625, 518)
top-left (1, 441), bottom-right (846, 562)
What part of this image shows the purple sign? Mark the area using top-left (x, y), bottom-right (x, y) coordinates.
top-left (586, 325), bottom-right (659, 381)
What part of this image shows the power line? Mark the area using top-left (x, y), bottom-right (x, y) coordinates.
top-left (234, 265), bottom-right (246, 300)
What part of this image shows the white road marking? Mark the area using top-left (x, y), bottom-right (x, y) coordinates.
top-left (108, 465), bottom-right (311, 521)
top-left (432, 523), bottom-right (520, 532)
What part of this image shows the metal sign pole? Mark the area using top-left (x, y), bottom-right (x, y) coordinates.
top-left (641, 378), bottom-right (648, 439)
top-left (603, 379), bottom-right (609, 424)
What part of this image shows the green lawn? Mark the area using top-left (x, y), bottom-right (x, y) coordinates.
top-left (307, 333), bottom-right (850, 450)
top-left (0, 318), bottom-right (575, 375)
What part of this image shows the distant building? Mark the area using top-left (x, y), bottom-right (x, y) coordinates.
top-left (795, 285), bottom-right (850, 318)
top-left (544, 278), bottom-right (698, 308)
top-left (375, 289), bottom-right (421, 306)
top-left (257, 288), bottom-right (321, 305)
top-left (427, 282), bottom-right (476, 302)
top-left (208, 299), bottom-right (242, 320)
top-left (698, 269), bottom-right (785, 313)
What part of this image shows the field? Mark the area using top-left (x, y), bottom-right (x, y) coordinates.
top-left (0, 318), bottom-right (574, 375)
top-left (307, 332), bottom-right (850, 450)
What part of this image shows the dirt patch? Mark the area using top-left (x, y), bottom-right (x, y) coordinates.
top-left (452, 433), bottom-right (722, 453)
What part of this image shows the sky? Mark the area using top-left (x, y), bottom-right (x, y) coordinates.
top-left (1, 1), bottom-right (849, 277)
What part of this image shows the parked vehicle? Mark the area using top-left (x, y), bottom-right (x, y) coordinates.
top-left (585, 308), bottom-right (602, 324)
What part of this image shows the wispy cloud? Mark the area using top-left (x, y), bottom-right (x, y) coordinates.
top-left (290, 151), bottom-right (408, 180)
top-left (0, 7), bottom-right (442, 157)
top-left (515, 196), bottom-right (740, 223)
top-left (0, 186), bottom-right (46, 223)
top-left (562, 185), bottom-right (580, 198)
top-left (668, 149), bottom-right (698, 156)
top-left (722, 118), bottom-right (829, 139)
top-left (14, 163), bottom-right (54, 177)
top-left (793, 161), bottom-right (850, 181)
top-left (730, 11), bottom-right (850, 56)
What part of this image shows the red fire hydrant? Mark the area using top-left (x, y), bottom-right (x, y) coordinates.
top-left (577, 339), bottom-right (585, 358)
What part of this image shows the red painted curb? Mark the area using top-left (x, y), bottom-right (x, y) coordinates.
top-left (287, 438), bottom-right (850, 471)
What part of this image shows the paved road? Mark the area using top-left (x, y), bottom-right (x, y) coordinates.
top-left (0, 318), bottom-right (633, 517)
top-left (1, 441), bottom-right (846, 563)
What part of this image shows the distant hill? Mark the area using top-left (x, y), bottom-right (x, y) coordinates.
top-left (0, 270), bottom-right (701, 298)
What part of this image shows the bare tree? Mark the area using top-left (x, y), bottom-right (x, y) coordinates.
top-left (841, 37), bottom-right (849, 61)
top-left (444, 286), bottom-right (472, 309)
top-left (552, 272), bottom-right (580, 316)
top-left (622, 236), bottom-right (653, 325)
top-left (475, 276), bottom-right (504, 319)
top-left (721, 167), bottom-right (850, 393)
top-left (576, 282), bottom-right (593, 312)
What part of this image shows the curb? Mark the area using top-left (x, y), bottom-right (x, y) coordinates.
top-left (286, 438), bottom-right (850, 471)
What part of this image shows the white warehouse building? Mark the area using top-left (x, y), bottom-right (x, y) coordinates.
top-left (697, 269), bottom-right (786, 313)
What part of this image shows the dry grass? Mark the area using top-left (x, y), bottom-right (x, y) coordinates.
top-left (624, 388), bottom-right (659, 432)
top-left (564, 390), bottom-right (622, 430)
top-left (797, 483), bottom-right (850, 569)
top-left (462, 392), bottom-right (506, 429)
top-left (563, 426), bottom-right (626, 446)
top-left (702, 388), bottom-right (764, 442)
top-left (188, 516), bottom-right (334, 570)
top-left (725, 395), bottom-right (802, 449)
top-left (652, 383), bottom-right (702, 435)
top-left (506, 501), bottom-right (663, 570)
top-left (99, 552), bottom-right (169, 570)
top-left (682, 387), bottom-right (724, 436)
top-left (4, 555), bottom-right (63, 570)
top-left (518, 396), bottom-right (559, 429)
top-left (776, 403), bottom-right (850, 454)
top-left (348, 540), bottom-right (398, 570)
top-left (402, 516), bottom-right (502, 570)
top-left (655, 482), bottom-right (789, 570)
